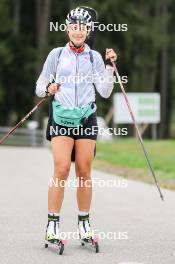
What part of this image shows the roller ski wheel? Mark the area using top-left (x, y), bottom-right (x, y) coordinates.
top-left (80, 235), bottom-right (99, 253)
top-left (44, 239), bottom-right (68, 255)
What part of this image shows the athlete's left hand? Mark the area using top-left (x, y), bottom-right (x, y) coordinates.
top-left (105, 48), bottom-right (117, 62)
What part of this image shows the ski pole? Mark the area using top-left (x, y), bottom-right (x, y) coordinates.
top-left (0, 96), bottom-right (48, 145)
top-left (112, 60), bottom-right (164, 201)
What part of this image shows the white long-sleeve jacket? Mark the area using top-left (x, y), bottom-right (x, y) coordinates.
top-left (36, 43), bottom-right (114, 108)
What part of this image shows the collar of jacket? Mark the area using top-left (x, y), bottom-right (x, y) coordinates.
top-left (69, 41), bottom-right (85, 53)
top-left (66, 42), bottom-right (90, 54)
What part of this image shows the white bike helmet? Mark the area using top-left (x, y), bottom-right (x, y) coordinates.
top-left (66, 7), bottom-right (92, 28)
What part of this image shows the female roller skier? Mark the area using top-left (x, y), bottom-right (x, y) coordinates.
top-left (36, 7), bottom-right (117, 244)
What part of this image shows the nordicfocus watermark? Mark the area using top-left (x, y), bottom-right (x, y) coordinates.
top-left (50, 126), bottom-right (128, 137)
top-left (48, 73), bottom-right (128, 85)
top-left (49, 177), bottom-right (128, 189)
top-left (50, 22), bottom-right (128, 32)
top-left (52, 230), bottom-right (128, 240)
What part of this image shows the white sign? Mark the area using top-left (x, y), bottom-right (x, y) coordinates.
top-left (113, 93), bottom-right (160, 124)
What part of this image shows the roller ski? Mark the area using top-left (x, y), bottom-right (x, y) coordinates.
top-left (44, 214), bottom-right (67, 255)
top-left (78, 214), bottom-right (99, 253)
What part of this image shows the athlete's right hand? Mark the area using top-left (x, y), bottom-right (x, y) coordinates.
top-left (47, 83), bottom-right (61, 96)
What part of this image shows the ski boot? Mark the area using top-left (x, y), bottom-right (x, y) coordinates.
top-left (44, 214), bottom-right (67, 255)
top-left (78, 214), bottom-right (99, 253)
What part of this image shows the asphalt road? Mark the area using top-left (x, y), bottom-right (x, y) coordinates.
top-left (0, 146), bottom-right (174, 264)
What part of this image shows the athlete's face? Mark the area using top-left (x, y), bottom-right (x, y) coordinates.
top-left (67, 24), bottom-right (89, 47)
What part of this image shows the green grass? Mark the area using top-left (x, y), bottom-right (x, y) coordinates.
top-left (94, 139), bottom-right (175, 190)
